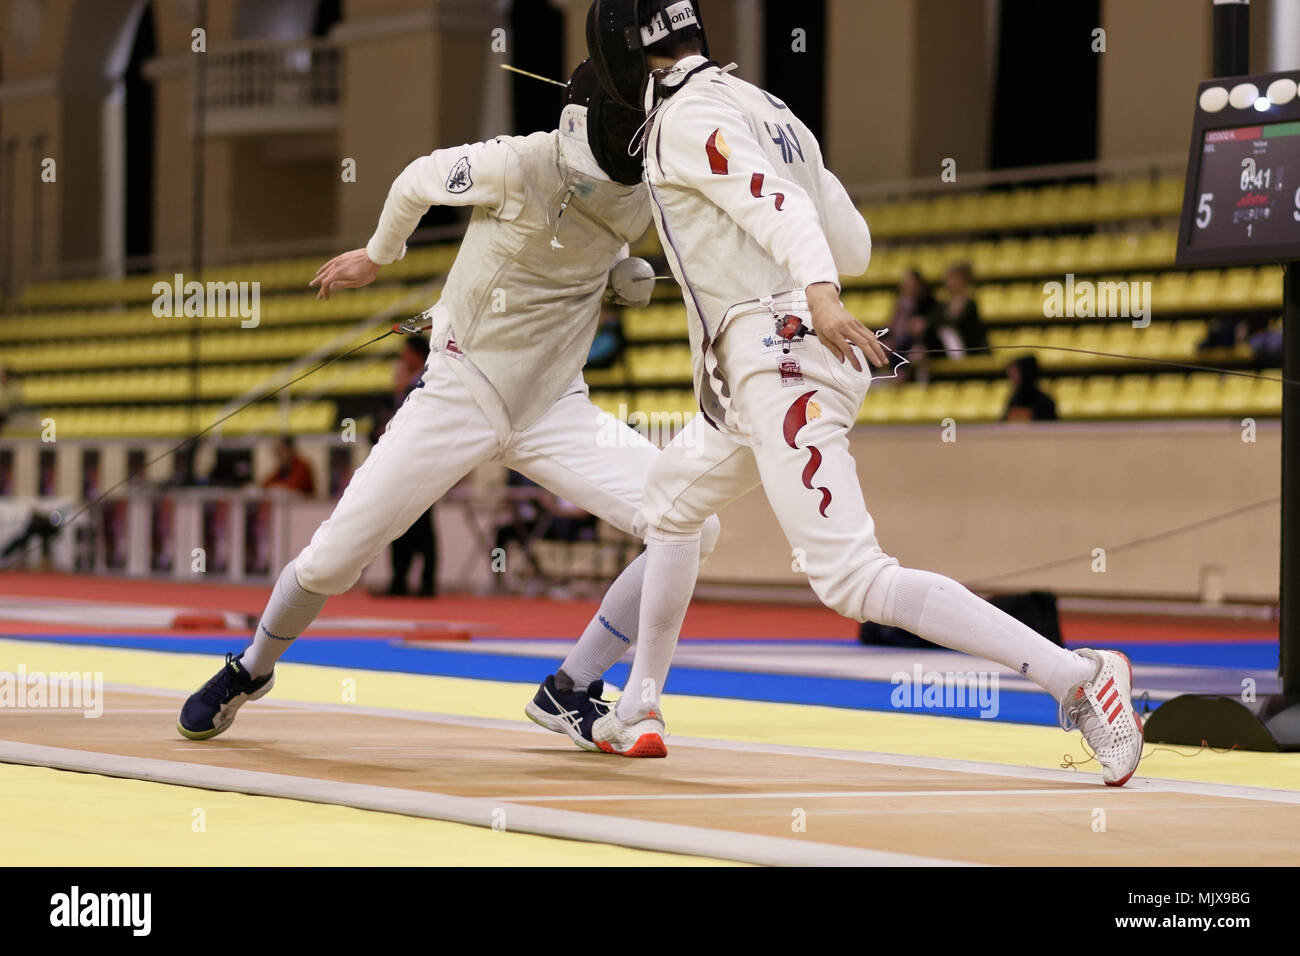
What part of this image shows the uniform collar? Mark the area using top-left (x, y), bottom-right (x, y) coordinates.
top-left (651, 54), bottom-right (717, 103)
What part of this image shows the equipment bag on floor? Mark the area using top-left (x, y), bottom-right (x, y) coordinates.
top-left (858, 590), bottom-right (1063, 649)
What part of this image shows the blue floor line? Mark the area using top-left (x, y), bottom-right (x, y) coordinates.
top-left (5, 632), bottom-right (1234, 727)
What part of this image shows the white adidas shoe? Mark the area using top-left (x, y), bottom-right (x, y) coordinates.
top-left (1062, 648), bottom-right (1144, 786)
top-left (592, 708), bottom-right (668, 758)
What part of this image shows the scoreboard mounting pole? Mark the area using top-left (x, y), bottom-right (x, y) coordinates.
top-left (1283, 263), bottom-right (1300, 693)
top-left (1215, 0), bottom-right (1300, 697)
top-left (1212, 0), bottom-right (1249, 79)
top-left (1145, 0), bottom-right (1300, 750)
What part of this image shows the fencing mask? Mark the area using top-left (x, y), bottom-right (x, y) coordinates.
top-left (585, 0), bottom-right (709, 110)
top-left (562, 58), bottom-right (647, 186)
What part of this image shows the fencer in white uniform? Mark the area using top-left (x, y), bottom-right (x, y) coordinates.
top-left (177, 60), bottom-right (719, 748)
top-left (582, 0), bottom-right (1143, 785)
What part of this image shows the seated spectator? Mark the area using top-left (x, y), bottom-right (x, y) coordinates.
top-left (395, 336), bottom-right (430, 403)
top-left (261, 435), bottom-right (315, 496)
top-left (586, 304), bottom-right (625, 369)
top-left (385, 336), bottom-right (438, 598)
top-left (1247, 317), bottom-right (1282, 368)
top-left (932, 262), bottom-right (989, 358)
top-left (888, 270), bottom-right (937, 374)
top-left (1196, 316), bottom-right (1240, 351)
top-left (1003, 355), bottom-right (1058, 422)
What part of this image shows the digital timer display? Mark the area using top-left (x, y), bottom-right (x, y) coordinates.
top-left (1188, 121), bottom-right (1300, 250)
top-left (1177, 71), bottom-right (1300, 267)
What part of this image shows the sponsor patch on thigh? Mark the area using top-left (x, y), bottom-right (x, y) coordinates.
top-left (778, 355), bottom-right (804, 387)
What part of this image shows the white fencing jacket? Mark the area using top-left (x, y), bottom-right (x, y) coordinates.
top-left (367, 110), bottom-right (652, 430)
top-left (644, 55), bottom-right (871, 429)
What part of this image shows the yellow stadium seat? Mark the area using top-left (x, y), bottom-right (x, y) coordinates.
top-left (1255, 375), bottom-right (1283, 415)
top-left (1216, 373), bottom-right (1257, 416)
top-left (1251, 266), bottom-right (1285, 309)
top-left (1145, 373), bottom-right (1187, 416)
top-left (1111, 375), bottom-right (1151, 416)
top-left (918, 382), bottom-right (960, 421)
top-left (1051, 377), bottom-right (1084, 417)
top-left (1077, 376), bottom-right (1118, 418)
top-left (1059, 183), bottom-right (1096, 224)
top-left (1183, 373), bottom-right (1222, 415)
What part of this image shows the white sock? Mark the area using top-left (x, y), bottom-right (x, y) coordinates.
top-left (240, 560), bottom-right (327, 678)
top-left (877, 567), bottom-right (1094, 701)
top-left (560, 552), bottom-right (644, 690)
top-left (616, 532), bottom-right (700, 721)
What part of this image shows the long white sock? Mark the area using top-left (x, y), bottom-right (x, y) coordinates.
top-left (240, 560), bottom-right (327, 678)
top-left (560, 552), bottom-right (645, 689)
top-left (616, 532), bottom-right (700, 721)
top-left (877, 567), bottom-right (1094, 701)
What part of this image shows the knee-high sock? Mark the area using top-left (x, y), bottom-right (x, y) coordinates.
top-left (559, 552), bottom-right (644, 689)
top-left (240, 560), bottom-right (327, 678)
top-left (559, 516), bottom-right (720, 692)
top-left (873, 567), bottom-right (1094, 701)
top-left (616, 531), bottom-right (700, 721)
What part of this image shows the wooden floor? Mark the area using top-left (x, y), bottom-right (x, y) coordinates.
top-left (6, 685), bottom-right (1299, 866)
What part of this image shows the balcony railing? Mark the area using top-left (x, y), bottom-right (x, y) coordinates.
top-left (200, 39), bottom-right (341, 136)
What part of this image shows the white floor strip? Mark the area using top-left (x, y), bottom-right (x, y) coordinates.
top-left (97, 682), bottom-right (1300, 806)
top-left (486, 788), bottom-right (1104, 802)
top-left (0, 740), bottom-right (968, 867)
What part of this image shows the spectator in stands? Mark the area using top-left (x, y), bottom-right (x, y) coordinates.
top-left (384, 336), bottom-right (438, 597)
top-left (889, 270), bottom-right (937, 366)
top-left (1248, 318), bottom-right (1283, 368)
top-left (933, 262), bottom-right (989, 357)
top-left (261, 435), bottom-right (316, 496)
top-left (1196, 317), bottom-right (1240, 352)
top-left (395, 336), bottom-right (430, 401)
top-left (1198, 315), bottom-right (1282, 367)
top-left (900, 264), bottom-right (988, 382)
top-left (0, 365), bottom-right (25, 432)
top-left (165, 441), bottom-right (202, 487)
top-left (586, 304), bottom-right (626, 369)
top-left (1003, 355), bottom-right (1058, 422)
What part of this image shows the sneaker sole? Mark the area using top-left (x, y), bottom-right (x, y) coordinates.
top-left (596, 733), bottom-right (667, 758)
top-left (524, 700), bottom-right (600, 753)
top-left (176, 673), bottom-right (276, 741)
top-left (1104, 652), bottom-right (1143, 788)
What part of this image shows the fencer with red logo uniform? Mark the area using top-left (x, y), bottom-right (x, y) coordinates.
top-left (583, 0), bottom-right (1143, 785)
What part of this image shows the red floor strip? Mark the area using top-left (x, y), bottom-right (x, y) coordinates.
top-left (0, 572), bottom-right (1276, 643)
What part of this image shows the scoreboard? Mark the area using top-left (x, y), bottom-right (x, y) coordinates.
top-left (1177, 70), bottom-right (1300, 267)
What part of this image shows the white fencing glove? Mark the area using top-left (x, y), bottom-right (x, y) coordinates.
top-left (607, 256), bottom-right (655, 308)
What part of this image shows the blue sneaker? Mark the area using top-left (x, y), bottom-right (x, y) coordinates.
top-left (525, 674), bottom-right (611, 752)
top-left (177, 652), bottom-right (275, 740)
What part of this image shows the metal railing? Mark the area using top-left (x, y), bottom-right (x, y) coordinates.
top-left (201, 37), bottom-right (341, 116)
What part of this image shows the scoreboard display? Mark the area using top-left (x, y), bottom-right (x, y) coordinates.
top-left (1177, 70), bottom-right (1300, 267)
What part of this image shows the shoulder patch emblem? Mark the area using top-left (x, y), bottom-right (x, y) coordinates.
top-left (446, 156), bottom-right (473, 194)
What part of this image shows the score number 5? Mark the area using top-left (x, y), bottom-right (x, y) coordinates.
top-left (1197, 193), bottom-right (1213, 228)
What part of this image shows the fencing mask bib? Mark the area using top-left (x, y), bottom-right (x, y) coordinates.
top-left (563, 58), bottom-right (647, 186)
top-left (586, 0), bottom-right (709, 110)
